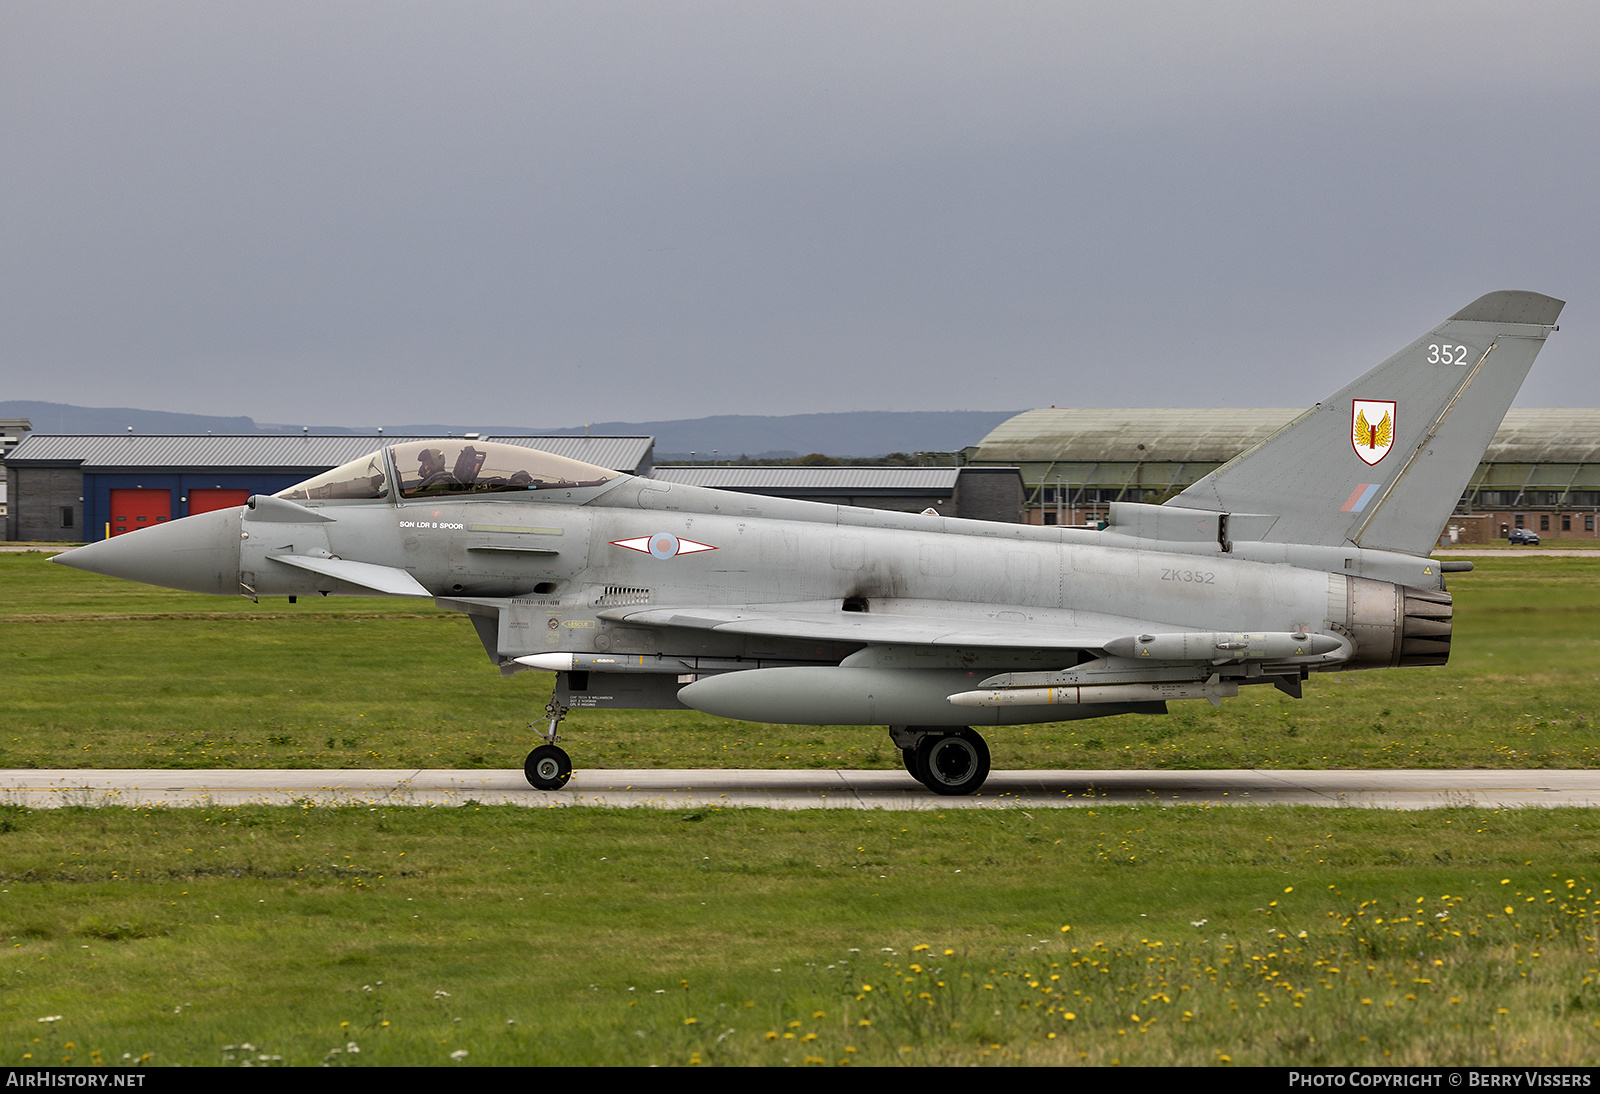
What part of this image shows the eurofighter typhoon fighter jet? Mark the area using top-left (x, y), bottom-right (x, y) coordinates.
top-left (55, 291), bottom-right (1563, 795)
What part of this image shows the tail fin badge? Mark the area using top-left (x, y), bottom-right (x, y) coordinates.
top-left (1351, 400), bottom-right (1396, 465)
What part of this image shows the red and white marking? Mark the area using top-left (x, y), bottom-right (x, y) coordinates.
top-left (611, 533), bottom-right (718, 559)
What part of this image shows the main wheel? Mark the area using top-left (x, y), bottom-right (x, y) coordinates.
top-left (915, 729), bottom-right (991, 796)
top-left (901, 747), bottom-right (921, 780)
top-left (524, 744), bottom-right (573, 790)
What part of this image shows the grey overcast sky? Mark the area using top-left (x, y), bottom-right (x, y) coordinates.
top-left (3, 1), bottom-right (1598, 427)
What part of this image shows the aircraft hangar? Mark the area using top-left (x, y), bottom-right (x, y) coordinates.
top-left (962, 407), bottom-right (1600, 543)
top-left (648, 465), bottom-right (1024, 522)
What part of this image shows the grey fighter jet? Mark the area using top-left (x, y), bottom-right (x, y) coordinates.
top-left (54, 290), bottom-right (1563, 795)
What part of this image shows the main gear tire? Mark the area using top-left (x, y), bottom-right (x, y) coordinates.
top-left (524, 744), bottom-right (573, 791)
top-left (915, 729), bottom-right (991, 796)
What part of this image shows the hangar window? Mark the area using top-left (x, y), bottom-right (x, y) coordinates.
top-left (276, 452), bottom-right (389, 501)
top-left (60, 506), bottom-right (73, 529)
top-left (390, 440), bottom-right (617, 499)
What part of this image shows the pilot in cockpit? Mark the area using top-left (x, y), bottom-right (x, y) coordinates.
top-left (416, 447), bottom-right (449, 486)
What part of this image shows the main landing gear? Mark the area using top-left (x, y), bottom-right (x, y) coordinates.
top-left (524, 694), bottom-right (573, 791)
top-left (890, 726), bottom-right (992, 796)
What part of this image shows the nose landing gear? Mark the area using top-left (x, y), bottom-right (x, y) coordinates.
top-left (524, 695), bottom-right (573, 790)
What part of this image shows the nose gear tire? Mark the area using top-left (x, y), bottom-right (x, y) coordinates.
top-left (524, 744), bottom-right (573, 790)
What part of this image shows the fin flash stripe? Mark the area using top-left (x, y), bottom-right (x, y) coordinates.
top-left (1340, 483), bottom-right (1382, 513)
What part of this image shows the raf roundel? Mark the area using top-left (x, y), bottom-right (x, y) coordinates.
top-left (610, 534), bottom-right (718, 559)
top-left (649, 532), bottom-right (679, 559)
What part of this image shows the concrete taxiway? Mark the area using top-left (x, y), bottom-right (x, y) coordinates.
top-left (1433, 548), bottom-right (1600, 556)
top-left (3, 768), bottom-right (1600, 810)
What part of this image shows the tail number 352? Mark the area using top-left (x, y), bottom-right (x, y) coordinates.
top-left (1428, 344), bottom-right (1471, 365)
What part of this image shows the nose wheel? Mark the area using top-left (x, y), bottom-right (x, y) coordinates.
top-left (524, 744), bottom-right (573, 790)
top-left (524, 693), bottom-right (573, 790)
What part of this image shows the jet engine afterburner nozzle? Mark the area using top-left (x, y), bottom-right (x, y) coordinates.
top-left (1343, 577), bottom-right (1452, 669)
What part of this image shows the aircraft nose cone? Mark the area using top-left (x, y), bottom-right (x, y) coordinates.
top-left (52, 507), bottom-right (242, 596)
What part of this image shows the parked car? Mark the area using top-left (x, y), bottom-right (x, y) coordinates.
top-left (1508, 528), bottom-right (1540, 545)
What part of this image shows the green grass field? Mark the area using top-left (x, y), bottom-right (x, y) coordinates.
top-left (5, 804), bottom-right (1600, 1066)
top-left (5, 552), bottom-right (1600, 1066)
top-left (3, 550), bottom-right (1598, 771)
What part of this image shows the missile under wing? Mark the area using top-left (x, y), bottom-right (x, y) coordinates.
top-left (54, 290), bottom-right (1565, 795)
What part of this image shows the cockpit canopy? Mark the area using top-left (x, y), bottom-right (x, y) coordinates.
top-left (275, 441), bottom-right (620, 502)
top-left (277, 451), bottom-right (388, 501)
top-left (390, 440), bottom-right (617, 498)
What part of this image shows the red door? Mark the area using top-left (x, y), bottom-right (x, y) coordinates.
top-left (109, 489), bottom-right (172, 537)
top-left (187, 488), bottom-right (251, 516)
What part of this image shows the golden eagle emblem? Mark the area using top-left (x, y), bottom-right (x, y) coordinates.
top-left (1351, 399), bottom-right (1397, 465)
top-left (1354, 408), bottom-right (1392, 453)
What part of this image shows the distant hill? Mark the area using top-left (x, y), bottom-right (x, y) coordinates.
top-left (0, 402), bottom-right (1020, 459)
top-left (0, 401), bottom-right (257, 436)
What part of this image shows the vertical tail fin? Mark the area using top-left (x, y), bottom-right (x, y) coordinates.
top-left (1172, 290), bottom-right (1564, 555)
